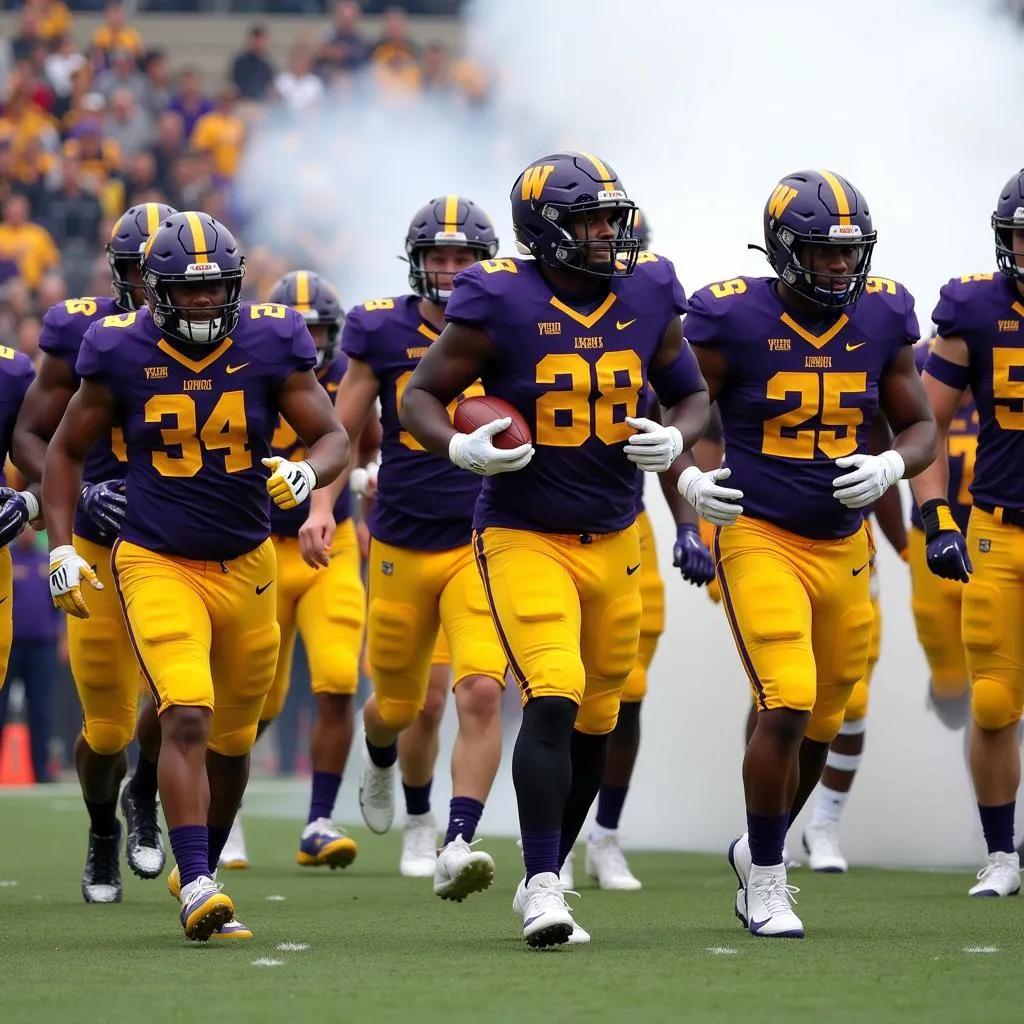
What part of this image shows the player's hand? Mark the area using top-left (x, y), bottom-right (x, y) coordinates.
top-left (831, 450), bottom-right (905, 509)
top-left (920, 499), bottom-right (972, 583)
top-left (672, 522), bottom-right (716, 586)
top-left (0, 487), bottom-right (35, 549)
top-left (448, 418), bottom-right (534, 476)
top-left (623, 417), bottom-right (683, 473)
top-left (299, 508), bottom-right (336, 569)
top-left (350, 460), bottom-right (379, 499)
top-left (263, 456), bottom-right (318, 509)
top-left (678, 466), bottom-right (744, 527)
top-left (79, 479), bottom-right (127, 535)
top-left (49, 544), bottom-right (103, 618)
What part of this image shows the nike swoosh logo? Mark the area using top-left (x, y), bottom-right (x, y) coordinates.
top-left (852, 563), bottom-right (869, 576)
top-left (749, 918), bottom-right (770, 932)
top-left (627, 563), bottom-right (641, 575)
top-left (226, 363), bottom-right (250, 374)
top-left (255, 581), bottom-right (273, 595)
top-left (616, 319), bottom-right (637, 331)
top-left (0, 597), bottom-right (7, 605)
top-left (845, 342), bottom-right (866, 352)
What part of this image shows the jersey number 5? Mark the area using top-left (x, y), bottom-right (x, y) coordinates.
top-left (762, 371), bottom-right (867, 460)
top-left (146, 391), bottom-right (251, 477)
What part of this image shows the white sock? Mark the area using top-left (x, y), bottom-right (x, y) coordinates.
top-left (589, 823), bottom-right (616, 843)
top-left (811, 785), bottom-right (849, 826)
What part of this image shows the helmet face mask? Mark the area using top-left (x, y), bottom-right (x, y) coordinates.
top-left (993, 169), bottom-right (1024, 283)
top-left (107, 202), bottom-right (178, 311)
top-left (267, 269), bottom-right (343, 368)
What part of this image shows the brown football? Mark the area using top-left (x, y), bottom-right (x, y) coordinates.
top-left (452, 395), bottom-right (532, 449)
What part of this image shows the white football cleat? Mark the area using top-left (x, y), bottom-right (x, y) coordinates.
top-left (433, 834), bottom-right (494, 901)
top-left (727, 833), bottom-right (751, 927)
top-left (512, 873), bottom-right (577, 948)
top-left (358, 743), bottom-right (395, 835)
top-left (586, 833), bottom-right (642, 891)
top-left (559, 849), bottom-right (575, 891)
top-left (969, 851), bottom-right (1021, 897)
top-left (400, 813), bottom-right (437, 877)
top-left (219, 817), bottom-right (249, 870)
top-left (802, 822), bottom-right (849, 873)
top-left (745, 865), bottom-right (804, 939)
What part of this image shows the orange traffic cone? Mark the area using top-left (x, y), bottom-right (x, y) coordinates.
top-left (0, 722), bottom-right (35, 786)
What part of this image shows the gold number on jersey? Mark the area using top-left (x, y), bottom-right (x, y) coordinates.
top-left (64, 298), bottom-right (98, 317)
top-left (103, 311), bottom-right (137, 329)
top-left (363, 298), bottom-right (395, 312)
top-left (865, 277), bottom-right (896, 295)
top-left (636, 251), bottom-right (659, 264)
top-left (393, 370), bottom-right (486, 451)
top-left (709, 278), bottom-right (746, 299)
top-left (146, 390), bottom-right (251, 477)
top-left (959, 273), bottom-right (994, 284)
top-left (762, 371), bottom-right (867, 460)
top-left (249, 303), bottom-right (287, 320)
top-left (111, 426), bottom-right (127, 462)
top-left (534, 350), bottom-right (643, 447)
top-left (947, 433), bottom-right (977, 507)
top-left (0, 345), bottom-right (15, 361)
top-left (271, 416), bottom-right (308, 463)
top-left (480, 259), bottom-right (517, 274)
top-left (992, 348), bottom-right (1024, 431)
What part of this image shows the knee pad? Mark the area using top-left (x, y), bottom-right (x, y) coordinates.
top-left (929, 688), bottom-right (970, 730)
top-left (806, 683), bottom-right (855, 744)
top-left (259, 676), bottom-right (289, 723)
top-left (620, 661), bottom-right (647, 703)
top-left (376, 694), bottom-right (423, 732)
top-left (368, 600), bottom-right (418, 674)
top-left (972, 676), bottom-right (1022, 731)
top-left (575, 675), bottom-right (626, 736)
top-left (843, 680), bottom-right (869, 723)
top-left (82, 717), bottom-right (134, 757)
top-left (209, 720), bottom-right (258, 758)
top-left (309, 646), bottom-right (360, 698)
top-left (931, 671), bottom-right (969, 702)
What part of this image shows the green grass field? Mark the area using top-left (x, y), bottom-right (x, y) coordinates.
top-left (0, 785), bottom-right (1019, 1024)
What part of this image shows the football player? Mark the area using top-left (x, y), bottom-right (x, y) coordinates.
top-left (42, 211), bottom-right (349, 940)
top-left (681, 170), bottom-right (936, 937)
top-left (400, 152), bottom-right (709, 947)
top-left (910, 169), bottom-right (1024, 897)
top-left (302, 196), bottom-right (509, 900)
top-left (12, 202), bottom-right (175, 904)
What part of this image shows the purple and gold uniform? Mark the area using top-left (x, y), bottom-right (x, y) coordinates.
top-left (686, 274), bottom-right (918, 742)
top-left (260, 354), bottom-right (364, 721)
top-left (39, 296), bottom-right (138, 755)
top-left (0, 346), bottom-right (35, 684)
top-left (79, 302), bottom-right (316, 755)
top-left (930, 273), bottom-right (1024, 728)
top-left (909, 338), bottom-right (976, 699)
top-left (343, 295), bottom-right (505, 731)
top-left (452, 253), bottom-right (691, 735)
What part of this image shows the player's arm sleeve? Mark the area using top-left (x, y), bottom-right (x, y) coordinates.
top-left (444, 264), bottom-right (493, 326)
top-left (75, 324), bottom-right (111, 385)
top-left (285, 310), bottom-right (318, 374)
top-left (930, 278), bottom-right (967, 339)
top-left (14, 352), bottom-right (36, 399)
top-left (340, 307), bottom-right (372, 363)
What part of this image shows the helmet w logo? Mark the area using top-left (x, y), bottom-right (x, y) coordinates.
top-left (768, 184), bottom-right (799, 220)
top-left (521, 164), bottom-right (556, 202)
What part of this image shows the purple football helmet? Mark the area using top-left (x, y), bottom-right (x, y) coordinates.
top-left (762, 169), bottom-right (876, 310)
top-left (993, 169), bottom-right (1024, 283)
top-left (107, 202), bottom-right (178, 311)
top-left (511, 151), bottom-right (639, 278)
top-left (632, 207), bottom-right (651, 250)
top-left (405, 196), bottom-right (498, 305)
top-left (142, 210), bottom-right (245, 347)
top-left (268, 269), bottom-right (343, 368)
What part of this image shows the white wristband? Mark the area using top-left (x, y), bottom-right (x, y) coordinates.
top-left (19, 491), bottom-right (40, 523)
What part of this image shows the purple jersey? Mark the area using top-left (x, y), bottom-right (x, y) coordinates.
top-left (39, 296), bottom-right (127, 546)
top-left (77, 303), bottom-right (317, 561)
top-left (269, 354), bottom-right (351, 537)
top-left (446, 255), bottom-right (687, 535)
top-left (686, 275), bottom-right (918, 539)
top-left (0, 346), bottom-right (35, 465)
top-left (342, 294), bottom-right (482, 551)
top-left (931, 273), bottom-right (1024, 511)
top-left (910, 338), bottom-right (977, 533)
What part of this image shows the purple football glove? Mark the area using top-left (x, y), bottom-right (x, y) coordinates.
top-left (672, 523), bottom-right (715, 587)
top-left (0, 487), bottom-right (30, 549)
top-left (80, 480), bottom-right (127, 535)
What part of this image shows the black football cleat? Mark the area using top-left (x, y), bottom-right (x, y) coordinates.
top-left (120, 782), bottom-right (166, 879)
top-left (82, 823), bottom-right (123, 904)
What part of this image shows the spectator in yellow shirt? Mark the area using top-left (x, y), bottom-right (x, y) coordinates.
top-left (91, 1), bottom-right (143, 70)
top-left (191, 85), bottom-right (245, 179)
top-left (29, 0), bottom-right (73, 43)
top-left (0, 194), bottom-right (60, 291)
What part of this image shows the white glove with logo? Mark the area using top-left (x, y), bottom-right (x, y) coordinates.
top-left (49, 544), bottom-right (103, 618)
top-left (448, 418), bottom-right (534, 476)
top-left (623, 416), bottom-right (684, 472)
top-left (262, 456), bottom-right (318, 509)
top-left (832, 450), bottom-right (905, 509)
top-left (678, 465), bottom-right (745, 527)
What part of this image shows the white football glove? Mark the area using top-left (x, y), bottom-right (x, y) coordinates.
top-left (448, 418), bottom-right (534, 476)
top-left (49, 544), bottom-right (103, 618)
top-left (350, 459), bottom-right (379, 497)
top-left (678, 465), bottom-right (745, 527)
top-left (831, 450), bottom-right (905, 509)
top-left (262, 456), bottom-right (318, 509)
top-left (623, 416), bottom-right (684, 472)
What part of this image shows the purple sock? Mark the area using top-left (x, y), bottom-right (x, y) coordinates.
top-left (596, 784), bottom-right (629, 831)
top-left (445, 796), bottom-right (484, 844)
top-left (169, 825), bottom-right (210, 889)
top-left (208, 826), bottom-right (231, 873)
top-left (979, 802), bottom-right (1015, 854)
top-left (522, 829), bottom-right (561, 883)
top-left (403, 779), bottom-right (432, 816)
top-left (308, 771), bottom-right (342, 823)
top-left (747, 811), bottom-right (789, 867)
top-left (366, 737), bottom-right (397, 769)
